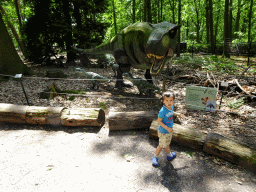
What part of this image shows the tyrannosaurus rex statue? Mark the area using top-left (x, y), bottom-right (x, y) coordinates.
top-left (72, 21), bottom-right (180, 89)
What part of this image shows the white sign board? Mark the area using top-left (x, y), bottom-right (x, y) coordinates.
top-left (185, 85), bottom-right (218, 110)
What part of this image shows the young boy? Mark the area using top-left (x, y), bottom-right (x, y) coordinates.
top-left (152, 91), bottom-right (178, 167)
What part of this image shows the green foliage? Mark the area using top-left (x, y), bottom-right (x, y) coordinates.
top-left (2, 0), bottom-right (255, 60)
top-left (68, 96), bottom-right (75, 101)
top-left (99, 102), bottom-right (107, 110)
top-left (225, 97), bottom-right (245, 110)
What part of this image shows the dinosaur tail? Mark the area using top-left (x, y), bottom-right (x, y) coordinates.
top-left (72, 39), bottom-right (115, 55)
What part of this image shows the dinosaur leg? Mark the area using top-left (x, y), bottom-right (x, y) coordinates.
top-left (145, 69), bottom-right (153, 84)
top-left (114, 49), bottom-right (132, 89)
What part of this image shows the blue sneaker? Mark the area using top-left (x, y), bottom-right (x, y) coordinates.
top-left (152, 156), bottom-right (159, 167)
top-left (167, 152), bottom-right (177, 161)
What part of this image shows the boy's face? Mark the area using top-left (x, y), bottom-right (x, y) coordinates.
top-left (163, 96), bottom-right (174, 109)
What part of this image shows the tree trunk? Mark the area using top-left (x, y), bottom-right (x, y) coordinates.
top-left (108, 111), bottom-right (155, 131)
top-left (0, 5), bottom-right (25, 55)
top-left (205, 0), bottom-right (209, 44)
top-left (160, 0), bottom-right (163, 22)
top-left (214, 0), bottom-right (221, 45)
top-left (229, 0), bottom-right (233, 42)
top-left (223, 0), bottom-right (230, 58)
top-left (0, 11), bottom-right (32, 76)
top-left (248, 0), bottom-right (253, 43)
top-left (112, 0), bottom-right (117, 34)
top-left (73, 2), bottom-right (82, 46)
top-left (62, 1), bottom-right (75, 63)
top-left (186, 20), bottom-right (189, 38)
top-left (132, 0), bottom-right (135, 23)
top-left (144, 0), bottom-right (147, 22)
top-left (147, 0), bottom-right (152, 23)
top-left (194, 0), bottom-right (200, 43)
top-left (176, 0), bottom-right (181, 57)
top-left (235, 0), bottom-right (241, 36)
top-left (13, 0), bottom-right (22, 31)
top-left (209, 0), bottom-right (214, 54)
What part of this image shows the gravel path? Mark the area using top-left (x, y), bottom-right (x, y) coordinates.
top-left (0, 121), bottom-right (256, 192)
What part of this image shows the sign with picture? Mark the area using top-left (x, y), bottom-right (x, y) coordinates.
top-left (185, 85), bottom-right (218, 111)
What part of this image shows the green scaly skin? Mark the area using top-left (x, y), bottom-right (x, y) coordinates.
top-left (73, 21), bottom-right (180, 89)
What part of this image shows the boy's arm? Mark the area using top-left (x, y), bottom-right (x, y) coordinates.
top-left (174, 112), bottom-right (181, 117)
top-left (157, 117), bottom-right (173, 133)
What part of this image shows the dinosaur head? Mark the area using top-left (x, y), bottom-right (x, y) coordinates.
top-left (146, 22), bottom-right (181, 75)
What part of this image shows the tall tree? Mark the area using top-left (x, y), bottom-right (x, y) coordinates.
top-left (247, 0), bottom-right (253, 43)
top-left (214, 0), bottom-right (221, 44)
top-left (169, 0), bottom-right (175, 23)
top-left (177, 0), bottom-right (181, 57)
top-left (193, 0), bottom-right (200, 43)
top-left (112, 0), bottom-right (117, 34)
top-left (205, 0), bottom-right (209, 44)
top-left (209, 0), bottom-right (214, 54)
top-left (144, 0), bottom-right (152, 22)
top-left (0, 11), bottom-right (32, 76)
top-left (62, 0), bottom-right (75, 63)
top-left (229, 0), bottom-right (233, 42)
top-left (0, 5), bottom-right (25, 55)
top-left (235, 0), bottom-right (241, 37)
top-left (132, 0), bottom-right (135, 23)
top-left (223, 0), bottom-right (230, 57)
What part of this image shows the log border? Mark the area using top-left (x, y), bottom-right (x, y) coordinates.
top-left (149, 120), bottom-right (256, 173)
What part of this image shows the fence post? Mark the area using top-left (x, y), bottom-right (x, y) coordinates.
top-left (247, 41), bottom-right (252, 66)
top-left (15, 74), bottom-right (30, 106)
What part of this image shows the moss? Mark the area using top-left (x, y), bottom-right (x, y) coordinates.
top-left (242, 155), bottom-right (256, 165)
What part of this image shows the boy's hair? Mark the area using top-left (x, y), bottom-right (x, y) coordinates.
top-left (160, 91), bottom-right (175, 103)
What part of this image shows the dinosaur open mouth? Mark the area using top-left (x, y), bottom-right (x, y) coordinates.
top-left (147, 48), bottom-right (173, 75)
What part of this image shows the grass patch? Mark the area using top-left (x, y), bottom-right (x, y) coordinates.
top-left (99, 102), bottom-right (107, 110)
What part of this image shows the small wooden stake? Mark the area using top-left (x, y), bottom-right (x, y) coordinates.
top-left (163, 77), bottom-right (166, 92)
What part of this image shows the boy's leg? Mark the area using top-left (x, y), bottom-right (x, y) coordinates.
top-left (156, 146), bottom-right (163, 156)
top-left (165, 145), bottom-right (171, 154)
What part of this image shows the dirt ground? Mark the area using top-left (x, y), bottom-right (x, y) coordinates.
top-left (0, 122), bottom-right (256, 192)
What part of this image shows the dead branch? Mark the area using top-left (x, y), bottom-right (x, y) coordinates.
top-left (234, 79), bottom-right (250, 95)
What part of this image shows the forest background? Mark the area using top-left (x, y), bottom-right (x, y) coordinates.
top-left (0, 0), bottom-right (255, 75)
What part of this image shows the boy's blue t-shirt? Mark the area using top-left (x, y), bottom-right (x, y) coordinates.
top-left (158, 105), bottom-right (174, 134)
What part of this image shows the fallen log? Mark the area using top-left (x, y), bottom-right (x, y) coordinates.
top-left (61, 108), bottom-right (105, 127)
top-left (203, 132), bottom-right (256, 172)
top-left (25, 106), bottom-right (65, 125)
top-left (108, 111), bottom-right (155, 131)
top-left (0, 103), bottom-right (105, 127)
top-left (0, 103), bottom-right (29, 124)
top-left (149, 120), bottom-right (207, 150)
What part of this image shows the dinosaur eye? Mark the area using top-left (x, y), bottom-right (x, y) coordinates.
top-left (161, 34), bottom-right (170, 47)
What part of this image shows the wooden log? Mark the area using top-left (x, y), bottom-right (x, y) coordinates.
top-left (108, 111), bottom-right (155, 131)
top-left (0, 103), bottom-right (29, 124)
top-left (25, 106), bottom-right (65, 125)
top-left (149, 120), bottom-right (207, 150)
top-left (60, 108), bottom-right (105, 127)
top-left (203, 132), bottom-right (256, 172)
